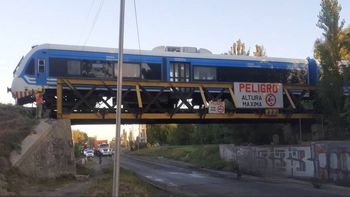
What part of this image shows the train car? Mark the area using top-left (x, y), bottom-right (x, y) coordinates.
top-left (9, 44), bottom-right (319, 110)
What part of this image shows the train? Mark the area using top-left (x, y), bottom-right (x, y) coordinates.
top-left (9, 44), bottom-right (319, 111)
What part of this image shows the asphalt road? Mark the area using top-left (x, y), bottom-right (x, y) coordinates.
top-left (120, 154), bottom-right (350, 197)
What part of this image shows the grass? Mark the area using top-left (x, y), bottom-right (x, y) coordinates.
top-left (28, 175), bottom-right (76, 192)
top-left (6, 168), bottom-right (76, 194)
top-left (132, 145), bottom-right (236, 171)
top-left (76, 158), bottom-right (96, 176)
top-left (85, 165), bottom-right (169, 197)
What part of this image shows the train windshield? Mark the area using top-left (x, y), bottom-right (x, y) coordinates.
top-left (13, 56), bottom-right (23, 77)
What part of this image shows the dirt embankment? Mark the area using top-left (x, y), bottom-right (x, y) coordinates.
top-left (0, 104), bottom-right (36, 194)
top-left (0, 104), bottom-right (36, 159)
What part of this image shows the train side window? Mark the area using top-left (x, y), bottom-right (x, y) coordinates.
top-left (25, 58), bottom-right (35, 75)
top-left (49, 58), bottom-right (67, 77)
top-left (193, 66), bottom-right (217, 80)
top-left (141, 63), bottom-right (161, 80)
top-left (67, 60), bottom-right (81, 75)
top-left (81, 60), bottom-right (113, 78)
top-left (122, 63), bottom-right (140, 78)
top-left (287, 68), bottom-right (306, 84)
top-left (38, 59), bottom-right (45, 73)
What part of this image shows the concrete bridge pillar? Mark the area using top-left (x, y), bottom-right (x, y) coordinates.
top-left (10, 119), bottom-right (76, 178)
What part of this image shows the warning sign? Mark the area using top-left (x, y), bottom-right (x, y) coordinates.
top-left (233, 82), bottom-right (283, 108)
top-left (209, 101), bottom-right (225, 114)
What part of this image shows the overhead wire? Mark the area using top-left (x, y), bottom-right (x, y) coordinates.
top-left (78, 0), bottom-right (96, 45)
top-left (133, 0), bottom-right (143, 65)
top-left (83, 0), bottom-right (105, 47)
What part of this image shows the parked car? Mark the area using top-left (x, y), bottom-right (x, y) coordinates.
top-left (84, 149), bottom-right (94, 157)
top-left (98, 143), bottom-right (113, 156)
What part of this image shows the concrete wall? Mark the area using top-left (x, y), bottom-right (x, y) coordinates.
top-left (10, 119), bottom-right (76, 178)
top-left (220, 142), bottom-right (350, 183)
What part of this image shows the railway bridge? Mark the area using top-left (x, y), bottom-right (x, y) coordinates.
top-left (55, 78), bottom-right (322, 125)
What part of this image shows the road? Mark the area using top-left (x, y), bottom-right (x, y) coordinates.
top-left (120, 154), bottom-right (349, 197)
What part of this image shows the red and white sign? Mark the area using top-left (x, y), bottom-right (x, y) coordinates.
top-left (234, 82), bottom-right (283, 108)
top-left (209, 101), bottom-right (225, 114)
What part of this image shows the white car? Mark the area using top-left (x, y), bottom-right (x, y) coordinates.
top-left (98, 144), bottom-right (113, 156)
top-left (84, 149), bottom-right (94, 157)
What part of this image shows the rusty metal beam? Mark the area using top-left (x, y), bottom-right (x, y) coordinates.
top-left (284, 85), bottom-right (316, 91)
top-left (56, 80), bottom-right (63, 118)
top-left (199, 86), bottom-right (208, 108)
top-left (62, 112), bottom-right (320, 120)
top-left (56, 78), bottom-right (320, 123)
top-left (135, 84), bottom-right (142, 109)
top-left (228, 87), bottom-right (238, 108)
top-left (58, 79), bottom-right (316, 90)
top-left (284, 88), bottom-right (296, 109)
top-left (57, 78), bottom-right (234, 88)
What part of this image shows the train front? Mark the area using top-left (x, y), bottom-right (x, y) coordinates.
top-left (9, 52), bottom-right (38, 105)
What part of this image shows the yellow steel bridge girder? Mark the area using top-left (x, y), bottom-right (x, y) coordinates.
top-left (56, 78), bottom-right (321, 122)
top-left (62, 113), bottom-right (320, 120)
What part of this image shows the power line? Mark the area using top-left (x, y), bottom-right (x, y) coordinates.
top-left (133, 0), bottom-right (142, 62)
top-left (83, 0), bottom-right (105, 47)
top-left (78, 0), bottom-right (96, 45)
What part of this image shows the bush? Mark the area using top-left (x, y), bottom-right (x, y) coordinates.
top-left (74, 144), bottom-right (83, 158)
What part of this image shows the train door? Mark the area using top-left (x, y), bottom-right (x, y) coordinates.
top-left (169, 62), bottom-right (190, 82)
top-left (36, 58), bottom-right (47, 85)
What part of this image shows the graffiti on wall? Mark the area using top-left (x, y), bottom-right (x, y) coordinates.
top-left (220, 142), bottom-right (350, 182)
top-left (313, 143), bottom-right (350, 182)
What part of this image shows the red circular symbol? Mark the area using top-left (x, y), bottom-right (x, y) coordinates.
top-left (265, 94), bottom-right (276, 106)
top-left (217, 105), bottom-right (224, 113)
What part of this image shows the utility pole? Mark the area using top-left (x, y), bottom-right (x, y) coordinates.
top-left (113, 0), bottom-right (125, 196)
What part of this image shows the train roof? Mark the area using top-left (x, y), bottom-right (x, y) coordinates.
top-left (31, 44), bottom-right (308, 64)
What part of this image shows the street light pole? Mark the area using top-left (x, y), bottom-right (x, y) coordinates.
top-left (113, 0), bottom-right (125, 196)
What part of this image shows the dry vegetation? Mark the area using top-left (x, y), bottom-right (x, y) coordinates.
top-left (85, 165), bottom-right (169, 197)
top-left (0, 104), bottom-right (37, 194)
top-left (132, 145), bottom-right (235, 171)
top-left (0, 104), bottom-right (36, 159)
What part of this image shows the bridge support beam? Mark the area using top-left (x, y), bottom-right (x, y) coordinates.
top-left (55, 78), bottom-right (321, 124)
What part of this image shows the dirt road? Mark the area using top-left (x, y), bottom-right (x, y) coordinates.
top-left (21, 157), bottom-right (112, 197)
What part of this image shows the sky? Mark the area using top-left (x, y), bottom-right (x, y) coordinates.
top-left (1, 0), bottom-right (350, 140)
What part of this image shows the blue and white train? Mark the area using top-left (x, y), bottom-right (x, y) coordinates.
top-left (10, 44), bottom-right (319, 108)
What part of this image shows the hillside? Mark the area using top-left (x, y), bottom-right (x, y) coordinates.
top-left (0, 104), bottom-right (37, 194)
top-left (0, 104), bottom-right (37, 160)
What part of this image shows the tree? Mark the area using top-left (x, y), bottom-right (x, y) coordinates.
top-left (72, 129), bottom-right (88, 157)
top-left (340, 26), bottom-right (350, 60)
top-left (314, 0), bottom-right (344, 74)
top-left (87, 136), bottom-right (96, 148)
top-left (342, 97), bottom-right (350, 124)
top-left (253, 45), bottom-right (266, 57)
top-left (72, 129), bottom-right (88, 145)
top-left (229, 39), bottom-right (250, 56)
top-left (146, 124), bottom-right (173, 145)
top-left (109, 138), bottom-right (116, 150)
top-left (121, 129), bottom-right (128, 147)
top-left (167, 124), bottom-right (194, 145)
top-left (314, 0), bottom-right (348, 135)
top-left (128, 129), bottom-right (134, 142)
top-left (340, 26), bottom-right (350, 127)
top-left (228, 39), bottom-right (267, 57)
